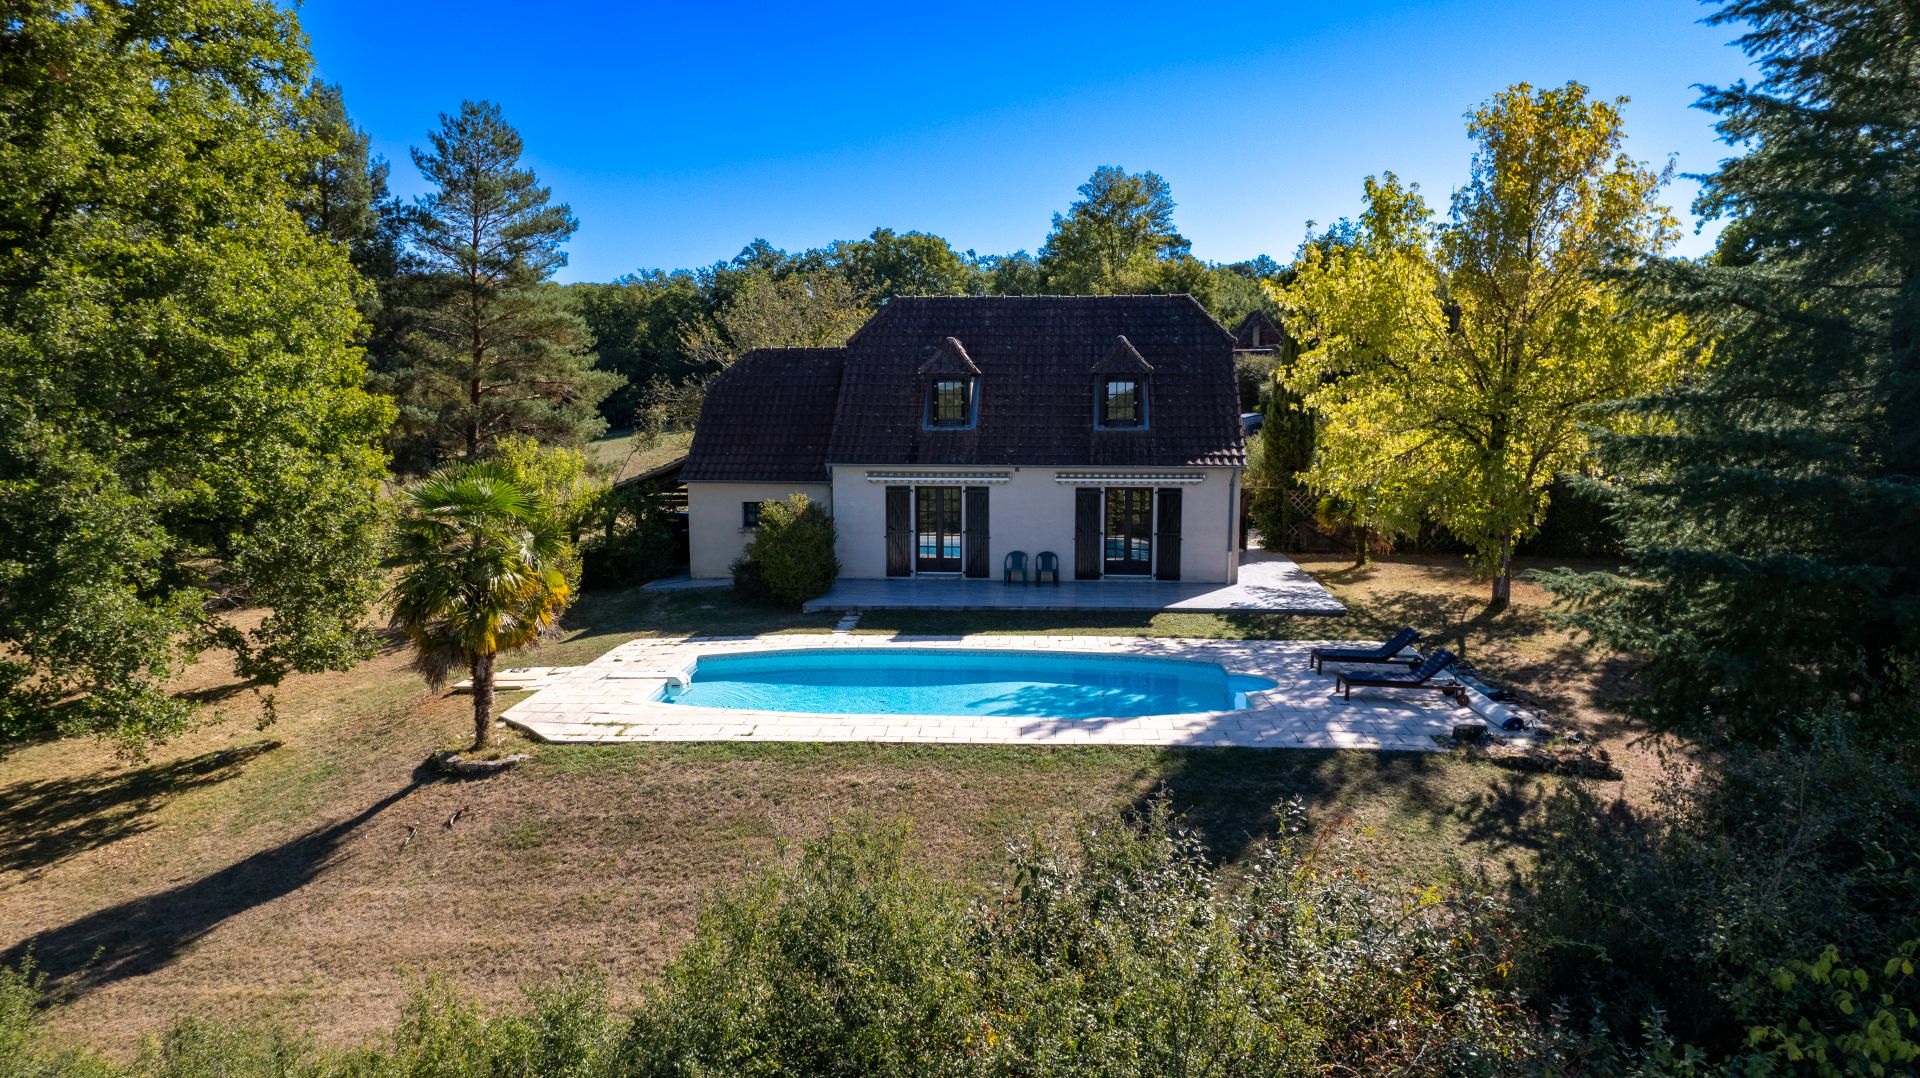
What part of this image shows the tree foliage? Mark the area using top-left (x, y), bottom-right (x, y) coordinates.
top-left (388, 464), bottom-right (571, 750)
top-left (1541, 0), bottom-right (1920, 737)
top-left (1280, 84), bottom-right (1693, 603)
top-left (1247, 376), bottom-right (1317, 552)
top-left (824, 227), bottom-right (982, 300)
top-left (735, 494), bottom-right (839, 608)
top-left (391, 101), bottom-right (617, 463)
top-left (1039, 166), bottom-right (1191, 293)
top-left (0, 0), bottom-right (393, 749)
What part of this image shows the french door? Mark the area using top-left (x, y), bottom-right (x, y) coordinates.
top-left (1103, 487), bottom-right (1153, 576)
top-left (915, 487), bottom-right (963, 573)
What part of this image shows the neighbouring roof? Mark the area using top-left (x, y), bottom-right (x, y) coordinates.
top-left (1233, 309), bottom-right (1283, 352)
top-left (684, 295), bottom-right (1245, 480)
top-left (680, 348), bottom-right (846, 483)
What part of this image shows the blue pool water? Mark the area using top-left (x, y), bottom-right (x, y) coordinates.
top-left (659, 648), bottom-right (1276, 718)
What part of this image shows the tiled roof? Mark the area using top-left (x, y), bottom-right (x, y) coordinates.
top-left (916, 337), bottom-right (981, 376)
top-left (1091, 334), bottom-right (1154, 375)
top-left (680, 347), bottom-right (846, 482)
top-left (829, 295), bottom-right (1243, 468)
top-left (684, 296), bottom-right (1246, 481)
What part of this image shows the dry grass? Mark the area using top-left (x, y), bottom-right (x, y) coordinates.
top-left (0, 555), bottom-right (1646, 1056)
top-left (587, 428), bottom-right (692, 482)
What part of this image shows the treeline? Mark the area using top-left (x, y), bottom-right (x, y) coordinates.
top-left (305, 87), bottom-right (1284, 471)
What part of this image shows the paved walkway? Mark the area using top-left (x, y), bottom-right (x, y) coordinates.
top-left (799, 551), bottom-right (1345, 615)
top-left (501, 633), bottom-right (1468, 752)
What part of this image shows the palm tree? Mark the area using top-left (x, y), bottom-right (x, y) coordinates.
top-left (389, 463), bottom-right (571, 751)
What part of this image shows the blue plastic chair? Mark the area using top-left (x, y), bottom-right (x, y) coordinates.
top-left (1003, 550), bottom-right (1029, 583)
top-left (1034, 551), bottom-right (1061, 585)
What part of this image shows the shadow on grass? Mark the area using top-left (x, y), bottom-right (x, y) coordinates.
top-left (0, 740), bottom-right (283, 876)
top-left (1128, 747), bottom-right (1454, 866)
top-left (555, 588), bottom-right (835, 650)
top-left (1131, 746), bottom-right (1562, 879)
top-left (2, 779), bottom-right (425, 996)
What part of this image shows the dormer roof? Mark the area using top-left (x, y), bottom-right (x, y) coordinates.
top-left (1091, 334), bottom-right (1154, 376)
top-left (915, 336), bottom-right (981, 377)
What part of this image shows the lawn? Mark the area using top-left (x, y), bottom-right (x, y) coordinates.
top-left (586, 427), bottom-right (693, 483)
top-left (0, 553), bottom-right (1640, 1056)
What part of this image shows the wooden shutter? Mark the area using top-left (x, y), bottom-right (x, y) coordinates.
top-left (885, 487), bottom-right (911, 577)
top-left (1074, 488), bottom-right (1102, 580)
top-left (1155, 488), bottom-right (1182, 581)
top-left (963, 486), bottom-right (989, 578)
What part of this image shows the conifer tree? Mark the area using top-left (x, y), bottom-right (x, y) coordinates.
top-left (1543, 0), bottom-right (1920, 738)
top-left (395, 101), bottom-right (618, 462)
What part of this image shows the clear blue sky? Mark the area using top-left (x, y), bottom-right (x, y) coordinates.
top-left (299, 0), bottom-right (1756, 284)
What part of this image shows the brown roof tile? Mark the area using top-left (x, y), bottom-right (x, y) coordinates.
top-left (680, 347), bottom-right (846, 482)
top-left (830, 295), bottom-right (1243, 469)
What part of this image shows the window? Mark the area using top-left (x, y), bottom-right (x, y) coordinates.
top-left (927, 377), bottom-right (971, 427)
top-left (1100, 378), bottom-right (1143, 427)
top-left (741, 501), bottom-right (763, 529)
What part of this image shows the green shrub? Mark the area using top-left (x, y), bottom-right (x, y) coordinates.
top-left (623, 824), bottom-right (977, 1077)
top-left (621, 798), bottom-right (1533, 1075)
top-left (737, 494), bottom-right (838, 608)
top-left (579, 483), bottom-right (685, 591)
top-left (1519, 722), bottom-right (1920, 1065)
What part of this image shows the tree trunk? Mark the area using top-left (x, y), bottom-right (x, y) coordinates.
top-left (1489, 535), bottom-right (1514, 610)
top-left (471, 652), bottom-right (496, 751)
top-left (1354, 524), bottom-right (1372, 569)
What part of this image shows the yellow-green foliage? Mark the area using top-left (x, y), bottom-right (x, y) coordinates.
top-left (1749, 940), bottom-right (1920, 1076)
top-left (1276, 82), bottom-right (1695, 588)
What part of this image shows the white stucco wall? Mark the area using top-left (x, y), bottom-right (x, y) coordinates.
top-left (686, 482), bottom-right (833, 578)
top-left (827, 466), bottom-right (1242, 583)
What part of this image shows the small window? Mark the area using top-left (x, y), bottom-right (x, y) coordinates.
top-left (1100, 378), bottom-right (1143, 427)
top-left (741, 501), bottom-right (763, 529)
top-left (927, 377), bottom-right (971, 427)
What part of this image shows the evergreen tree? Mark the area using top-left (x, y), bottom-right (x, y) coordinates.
top-left (395, 101), bottom-right (618, 462)
top-left (1249, 376), bottom-right (1315, 551)
top-left (1542, 0), bottom-right (1920, 739)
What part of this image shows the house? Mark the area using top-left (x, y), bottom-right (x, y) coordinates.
top-left (1232, 309), bottom-right (1284, 353)
top-left (680, 295), bottom-right (1247, 583)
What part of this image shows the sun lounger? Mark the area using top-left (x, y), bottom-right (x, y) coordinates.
top-left (1310, 628), bottom-right (1421, 674)
top-left (1334, 649), bottom-right (1462, 702)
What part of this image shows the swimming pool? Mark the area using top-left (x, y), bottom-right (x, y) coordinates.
top-left (657, 648), bottom-right (1277, 718)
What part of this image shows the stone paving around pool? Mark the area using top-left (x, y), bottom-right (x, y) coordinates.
top-left (501, 635), bottom-right (1473, 752)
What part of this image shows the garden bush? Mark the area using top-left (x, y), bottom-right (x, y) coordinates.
top-left (579, 482), bottom-right (686, 591)
top-left (735, 494), bottom-right (838, 608)
top-left (1518, 720), bottom-right (1920, 1068)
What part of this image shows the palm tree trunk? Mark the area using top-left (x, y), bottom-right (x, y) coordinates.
top-left (471, 652), bottom-right (495, 751)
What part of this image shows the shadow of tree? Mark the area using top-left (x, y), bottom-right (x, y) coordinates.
top-left (0, 740), bottom-right (283, 876)
top-left (1130, 747), bottom-right (1450, 866)
top-left (2, 779), bottom-right (424, 995)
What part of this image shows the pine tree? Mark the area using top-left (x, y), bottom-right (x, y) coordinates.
top-left (396, 101), bottom-right (618, 462)
top-left (1542, 0), bottom-right (1920, 739)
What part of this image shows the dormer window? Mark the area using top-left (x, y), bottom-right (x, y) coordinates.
top-left (1092, 334), bottom-right (1152, 430)
top-left (917, 336), bottom-right (982, 430)
top-left (928, 377), bottom-right (972, 426)
top-left (1100, 378), bottom-right (1142, 426)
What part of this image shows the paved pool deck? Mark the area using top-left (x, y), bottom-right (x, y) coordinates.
top-left (798, 552), bottom-right (1345, 616)
top-left (500, 634), bottom-right (1470, 752)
